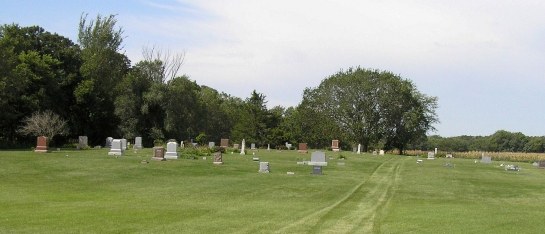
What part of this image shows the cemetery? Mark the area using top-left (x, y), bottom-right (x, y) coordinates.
top-left (1, 147), bottom-right (545, 233)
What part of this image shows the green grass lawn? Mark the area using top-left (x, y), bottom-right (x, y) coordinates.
top-left (1, 148), bottom-right (544, 233)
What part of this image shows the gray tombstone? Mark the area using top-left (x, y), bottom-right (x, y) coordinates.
top-left (108, 139), bottom-right (123, 156)
top-left (78, 136), bottom-right (88, 149)
top-left (259, 162), bottom-right (270, 173)
top-left (134, 137), bottom-right (143, 149)
top-left (372, 150), bottom-right (377, 155)
top-left (213, 152), bottom-right (223, 165)
top-left (481, 155), bottom-right (492, 164)
top-left (251, 143), bottom-right (256, 150)
top-left (209, 142), bottom-right (215, 149)
top-left (309, 151), bottom-right (327, 175)
top-left (539, 161), bottom-right (545, 168)
top-left (427, 152), bottom-right (435, 160)
top-left (120, 138), bottom-right (127, 151)
top-left (165, 142), bottom-right (178, 159)
top-left (105, 137), bottom-right (113, 148)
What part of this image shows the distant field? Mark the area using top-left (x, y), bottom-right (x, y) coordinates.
top-left (1, 149), bottom-right (544, 233)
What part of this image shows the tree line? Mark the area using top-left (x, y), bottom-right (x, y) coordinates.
top-left (1, 14), bottom-right (441, 152)
top-left (412, 130), bottom-right (545, 153)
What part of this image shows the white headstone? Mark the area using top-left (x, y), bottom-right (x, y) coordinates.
top-left (120, 138), bottom-right (127, 151)
top-left (134, 137), bottom-right (143, 149)
top-left (427, 152), bottom-right (435, 160)
top-left (251, 143), bottom-right (256, 150)
top-left (105, 137), bottom-right (113, 148)
top-left (379, 150), bottom-right (385, 155)
top-left (165, 142), bottom-right (179, 159)
top-left (434, 148), bottom-right (438, 154)
top-left (259, 162), bottom-right (270, 173)
top-left (267, 144), bottom-right (270, 151)
top-left (357, 144), bottom-right (361, 154)
top-left (481, 155), bottom-right (492, 164)
top-left (180, 141), bottom-right (184, 148)
top-left (240, 139), bottom-right (246, 155)
top-left (108, 139), bottom-right (123, 156)
top-left (209, 142), bottom-right (215, 148)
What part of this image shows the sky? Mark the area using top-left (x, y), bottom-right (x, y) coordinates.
top-left (2, 0), bottom-right (545, 137)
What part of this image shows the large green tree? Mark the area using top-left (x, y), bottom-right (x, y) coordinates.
top-left (76, 14), bottom-right (130, 144)
top-left (0, 24), bottom-right (81, 146)
top-left (300, 67), bottom-right (438, 153)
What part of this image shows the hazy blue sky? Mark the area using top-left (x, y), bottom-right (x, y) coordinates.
top-left (2, 0), bottom-right (544, 137)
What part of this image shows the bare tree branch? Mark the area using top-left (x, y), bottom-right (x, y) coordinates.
top-left (18, 110), bottom-right (68, 145)
top-left (142, 45), bottom-right (185, 82)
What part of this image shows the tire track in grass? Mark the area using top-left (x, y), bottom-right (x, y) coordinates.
top-left (275, 156), bottom-right (403, 233)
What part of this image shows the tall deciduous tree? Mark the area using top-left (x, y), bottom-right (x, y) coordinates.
top-left (300, 67), bottom-right (438, 153)
top-left (0, 24), bottom-right (81, 146)
top-left (76, 14), bottom-right (129, 144)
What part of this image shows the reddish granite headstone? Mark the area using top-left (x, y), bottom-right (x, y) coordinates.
top-left (152, 146), bottom-right (166, 161)
top-left (34, 136), bottom-right (48, 153)
top-left (298, 143), bottom-right (308, 153)
top-left (220, 138), bottom-right (229, 148)
top-left (332, 140), bottom-right (340, 152)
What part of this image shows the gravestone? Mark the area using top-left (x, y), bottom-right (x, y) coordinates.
top-left (240, 139), bottom-right (246, 155)
top-left (209, 142), bottom-right (215, 149)
top-left (165, 142), bottom-right (178, 159)
top-left (220, 138), bottom-right (229, 148)
top-left (427, 152), bottom-right (435, 160)
top-left (298, 143), bottom-right (308, 153)
top-left (180, 141), bottom-right (184, 148)
top-left (251, 143), bottom-right (256, 150)
top-left (152, 146), bottom-right (165, 161)
top-left (34, 136), bottom-right (48, 153)
top-left (267, 144), bottom-right (270, 151)
top-left (379, 150), bottom-right (385, 155)
top-left (435, 148), bottom-right (438, 154)
top-left (539, 161), bottom-right (545, 168)
top-left (372, 150), bottom-right (377, 155)
top-left (120, 139), bottom-right (127, 151)
top-left (78, 136), bottom-right (88, 150)
top-left (481, 155), bottom-right (492, 164)
top-left (446, 154), bottom-right (453, 158)
top-left (309, 151), bottom-right (328, 175)
top-left (134, 137), bottom-right (143, 149)
top-left (259, 162), bottom-right (270, 173)
top-left (213, 152), bottom-right (223, 165)
top-left (105, 137), bottom-right (113, 148)
top-left (108, 139), bottom-right (123, 156)
top-left (357, 144), bottom-right (361, 154)
top-left (233, 144), bottom-right (239, 149)
top-left (332, 140), bottom-right (340, 152)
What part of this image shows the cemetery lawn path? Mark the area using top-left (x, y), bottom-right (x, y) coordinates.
top-left (276, 156), bottom-right (406, 234)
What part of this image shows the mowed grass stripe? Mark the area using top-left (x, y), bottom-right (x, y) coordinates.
top-left (276, 156), bottom-right (404, 233)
